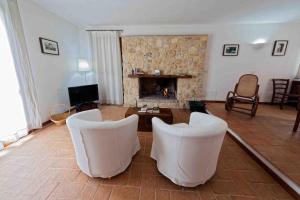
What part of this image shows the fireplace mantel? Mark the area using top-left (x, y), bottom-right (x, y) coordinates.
top-left (128, 74), bottom-right (192, 79)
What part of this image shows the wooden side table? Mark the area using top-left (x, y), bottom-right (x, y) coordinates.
top-left (125, 107), bottom-right (173, 132)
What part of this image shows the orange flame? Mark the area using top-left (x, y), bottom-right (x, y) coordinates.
top-left (163, 88), bottom-right (168, 97)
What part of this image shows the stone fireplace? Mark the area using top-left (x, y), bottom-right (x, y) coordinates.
top-left (121, 35), bottom-right (208, 108)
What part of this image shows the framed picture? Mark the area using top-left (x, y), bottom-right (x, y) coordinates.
top-left (272, 40), bottom-right (288, 56)
top-left (223, 44), bottom-right (239, 56)
top-left (39, 37), bottom-right (59, 55)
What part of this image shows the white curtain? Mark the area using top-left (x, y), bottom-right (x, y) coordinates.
top-left (89, 31), bottom-right (123, 105)
top-left (0, 0), bottom-right (42, 147)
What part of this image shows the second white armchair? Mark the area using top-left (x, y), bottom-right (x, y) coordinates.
top-left (151, 112), bottom-right (228, 187)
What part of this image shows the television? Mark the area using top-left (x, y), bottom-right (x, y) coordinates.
top-left (68, 84), bottom-right (99, 106)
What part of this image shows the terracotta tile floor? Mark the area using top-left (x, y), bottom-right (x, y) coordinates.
top-left (0, 106), bottom-right (295, 199)
top-left (207, 103), bottom-right (300, 188)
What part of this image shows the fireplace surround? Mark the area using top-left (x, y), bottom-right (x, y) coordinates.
top-left (121, 35), bottom-right (208, 108)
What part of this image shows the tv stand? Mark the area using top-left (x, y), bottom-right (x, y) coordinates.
top-left (75, 102), bottom-right (98, 112)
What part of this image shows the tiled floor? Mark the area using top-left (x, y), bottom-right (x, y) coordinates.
top-left (0, 106), bottom-right (295, 199)
top-left (207, 103), bottom-right (300, 188)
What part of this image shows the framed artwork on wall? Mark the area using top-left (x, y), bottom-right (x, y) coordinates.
top-left (223, 44), bottom-right (239, 56)
top-left (272, 40), bottom-right (288, 56)
top-left (39, 37), bottom-right (59, 55)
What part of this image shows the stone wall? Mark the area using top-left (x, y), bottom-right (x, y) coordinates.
top-left (121, 35), bottom-right (208, 108)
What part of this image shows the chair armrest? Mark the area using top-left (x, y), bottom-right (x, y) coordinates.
top-left (152, 117), bottom-right (184, 136)
top-left (226, 91), bottom-right (235, 99)
top-left (75, 109), bottom-right (103, 121)
top-left (189, 112), bottom-right (228, 135)
top-left (189, 112), bottom-right (206, 127)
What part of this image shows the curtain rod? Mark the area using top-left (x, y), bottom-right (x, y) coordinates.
top-left (86, 30), bottom-right (123, 32)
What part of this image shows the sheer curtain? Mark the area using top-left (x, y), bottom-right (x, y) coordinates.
top-left (89, 31), bottom-right (123, 105)
top-left (0, 0), bottom-right (41, 148)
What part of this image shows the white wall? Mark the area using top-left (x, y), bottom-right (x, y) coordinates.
top-left (84, 23), bottom-right (300, 102)
top-left (18, 0), bottom-right (82, 122)
top-left (205, 23), bottom-right (300, 102)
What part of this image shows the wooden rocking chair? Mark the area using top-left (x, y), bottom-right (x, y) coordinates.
top-left (225, 74), bottom-right (260, 117)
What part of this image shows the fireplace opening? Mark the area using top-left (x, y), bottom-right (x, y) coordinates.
top-left (139, 78), bottom-right (177, 100)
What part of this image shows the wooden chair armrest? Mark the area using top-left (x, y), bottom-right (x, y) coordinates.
top-left (226, 91), bottom-right (235, 100)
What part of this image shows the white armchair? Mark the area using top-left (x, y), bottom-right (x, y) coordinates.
top-left (151, 112), bottom-right (228, 187)
top-left (66, 109), bottom-right (140, 178)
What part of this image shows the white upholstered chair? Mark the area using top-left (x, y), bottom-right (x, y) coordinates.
top-left (66, 109), bottom-right (140, 178)
top-left (151, 112), bottom-right (228, 187)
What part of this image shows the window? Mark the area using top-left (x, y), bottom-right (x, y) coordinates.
top-left (0, 14), bottom-right (27, 146)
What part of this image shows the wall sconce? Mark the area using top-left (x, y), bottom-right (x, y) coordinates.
top-left (78, 58), bottom-right (91, 83)
top-left (251, 39), bottom-right (267, 49)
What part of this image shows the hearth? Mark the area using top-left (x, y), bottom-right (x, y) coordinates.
top-left (139, 78), bottom-right (177, 100)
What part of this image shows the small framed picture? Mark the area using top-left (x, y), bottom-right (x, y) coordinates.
top-left (272, 40), bottom-right (288, 56)
top-left (39, 37), bottom-right (59, 55)
top-left (223, 44), bottom-right (239, 56)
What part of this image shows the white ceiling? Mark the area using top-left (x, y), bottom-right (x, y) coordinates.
top-left (31, 0), bottom-right (300, 27)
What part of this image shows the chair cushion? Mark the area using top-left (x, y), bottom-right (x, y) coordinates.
top-left (151, 113), bottom-right (228, 187)
top-left (236, 74), bottom-right (258, 97)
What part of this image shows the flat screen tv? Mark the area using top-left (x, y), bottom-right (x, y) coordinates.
top-left (68, 84), bottom-right (99, 106)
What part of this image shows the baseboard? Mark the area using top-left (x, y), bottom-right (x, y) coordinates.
top-left (203, 100), bottom-right (273, 104)
top-left (42, 120), bottom-right (53, 127)
top-left (203, 100), bottom-right (226, 103)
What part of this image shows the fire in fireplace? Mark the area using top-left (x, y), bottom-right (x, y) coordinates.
top-left (139, 78), bottom-right (177, 100)
top-left (162, 88), bottom-right (169, 97)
